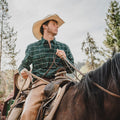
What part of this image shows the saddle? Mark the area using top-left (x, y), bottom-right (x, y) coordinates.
top-left (36, 71), bottom-right (71, 120)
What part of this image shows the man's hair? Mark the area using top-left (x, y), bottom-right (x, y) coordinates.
top-left (40, 20), bottom-right (58, 35)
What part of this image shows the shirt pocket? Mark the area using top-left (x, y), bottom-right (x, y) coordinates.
top-left (33, 54), bottom-right (48, 69)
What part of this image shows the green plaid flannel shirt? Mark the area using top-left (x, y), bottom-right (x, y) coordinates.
top-left (18, 37), bottom-right (74, 79)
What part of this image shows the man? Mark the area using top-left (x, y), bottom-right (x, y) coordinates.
top-left (19, 14), bottom-right (74, 120)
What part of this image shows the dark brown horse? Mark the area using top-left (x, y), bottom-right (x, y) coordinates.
top-left (53, 53), bottom-right (120, 120)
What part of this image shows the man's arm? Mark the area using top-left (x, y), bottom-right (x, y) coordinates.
top-left (18, 45), bottom-right (32, 79)
top-left (64, 45), bottom-right (74, 73)
top-left (56, 45), bottom-right (74, 73)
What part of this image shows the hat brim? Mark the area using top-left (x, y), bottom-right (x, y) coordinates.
top-left (32, 14), bottom-right (64, 40)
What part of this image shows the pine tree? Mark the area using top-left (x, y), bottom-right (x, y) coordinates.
top-left (104, 0), bottom-right (120, 56)
top-left (0, 0), bottom-right (18, 95)
top-left (0, 0), bottom-right (18, 71)
top-left (81, 32), bottom-right (100, 70)
top-left (0, 0), bottom-right (9, 94)
top-left (4, 27), bottom-right (19, 76)
top-left (0, 0), bottom-right (10, 71)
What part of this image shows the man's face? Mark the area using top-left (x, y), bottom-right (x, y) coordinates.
top-left (45, 20), bottom-right (58, 36)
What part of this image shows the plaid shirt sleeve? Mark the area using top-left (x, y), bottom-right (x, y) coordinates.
top-left (18, 45), bottom-right (32, 72)
top-left (62, 44), bottom-right (74, 73)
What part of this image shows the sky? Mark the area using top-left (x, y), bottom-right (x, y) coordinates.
top-left (7, 0), bottom-right (119, 67)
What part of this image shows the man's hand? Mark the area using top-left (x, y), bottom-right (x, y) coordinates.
top-left (56, 49), bottom-right (66, 59)
top-left (20, 68), bottom-right (29, 79)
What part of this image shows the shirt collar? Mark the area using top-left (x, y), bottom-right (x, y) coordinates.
top-left (41, 37), bottom-right (56, 45)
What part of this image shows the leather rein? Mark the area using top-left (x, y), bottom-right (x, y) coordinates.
top-left (62, 57), bottom-right (120, 98)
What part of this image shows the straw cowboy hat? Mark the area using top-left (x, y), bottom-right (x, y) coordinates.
top-left (32, 14), bottom-right (64, 40)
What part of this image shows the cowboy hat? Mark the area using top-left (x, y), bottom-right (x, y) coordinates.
top-left (32, 14), bottom-right (64, 40)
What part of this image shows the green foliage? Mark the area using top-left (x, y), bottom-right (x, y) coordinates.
top-left (104, 0), bottom-right (120, 56)
top-left (81, 32), bottom-right (100, 70)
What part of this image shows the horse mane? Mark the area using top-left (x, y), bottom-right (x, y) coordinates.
top-left (74, 53), bottom-right (120, 113)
